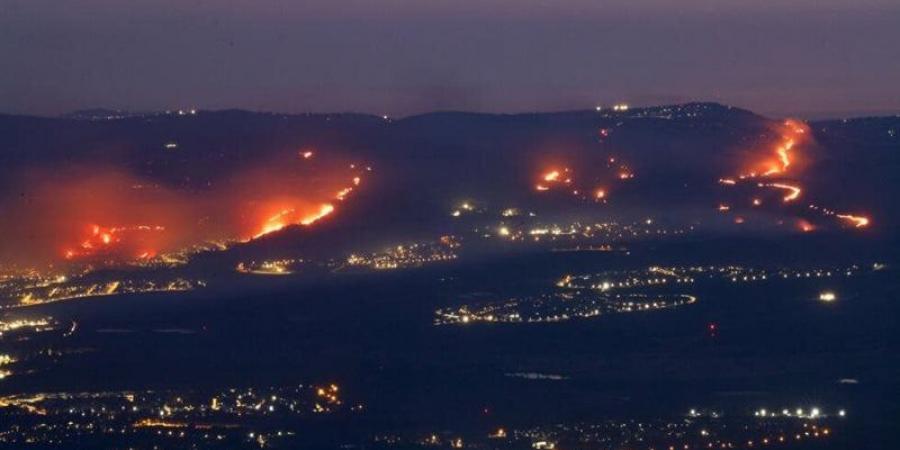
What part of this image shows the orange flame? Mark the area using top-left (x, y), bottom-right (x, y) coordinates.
top-left (798, 219), bottom-right (815, 233)
top-left (739, 120), bottom-right (809, 179)
top-left (300, 204), bottom-right (335, 225)
top-left (760, 182), bottom-right (802, 202)
top-left (252, 203), bottom-right (336, 239)
top-left (836, 214), bottom-right (869, 228)
top-left (64, 224), bottom-right (167, 260)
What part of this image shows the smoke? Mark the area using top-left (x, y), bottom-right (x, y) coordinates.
top-left (0, 152), bottom-right (361, 267)
top-left (734, 119), bottom-right (811, 178)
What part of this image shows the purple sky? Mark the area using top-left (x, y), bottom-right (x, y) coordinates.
top-left (2, 0), bottom-right (899, 118)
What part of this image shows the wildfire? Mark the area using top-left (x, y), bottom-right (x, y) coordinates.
top-left (738, 120), bottom-right (809, 180)
top-left (255, 208), bottom-right (295, 238)
top-left (798, 219), bottom-right (815, 232)
top-left (533, 159), bottom-right (634, 202)
top-left (714, 119), bottom-right (869, 233)
top-left (301, 204), bottom-right (335, 225)
top-left (335, 187), bottom-right (353, 200)
top-left (137, 250), bottom-right (157, 259)
top-left (836, 214), bottom-right (870, 228)
top-left (778, 139), bottom-right (794, 171)
top-left (2, 149), bottom-right (370, 266)
top-left (536, 168), bottom-right (567, 192)
top-left (760, 182), bottom-right (802, 202)
top-left (64, 224), bottom-right (166, 260)
top-left (252, 203), bottom-right (336, 239)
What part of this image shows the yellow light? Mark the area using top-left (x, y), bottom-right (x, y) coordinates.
top-left (760, 182), bottom-right (802, 202)
top-left (836, 214), bottom-right (869, 228)
top-left (300, 204), bottom-right (335, 225)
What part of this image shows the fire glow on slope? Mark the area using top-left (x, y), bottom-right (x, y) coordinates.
top-left (245, 157), bottom-right (365, 240)
top-left (251, 203), bottom-right (336, 239)
top-left (719, 119), bottom-right (870, 231)
top-left (836, 214), bottom-right (869, 228)
top-left (0, 153), bottom-right (368, 266)
top-left (739, 119), bottom-right (808, 180)
top-left (65, 224), bottom-right (167, 260)
top-left (759, 182), bottom-right (802, 203)
top-left (0, 170), bottom-right (196, 265)
top-left (534, 156), bottom-right (633, 203)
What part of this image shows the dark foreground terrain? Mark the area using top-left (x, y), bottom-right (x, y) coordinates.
top-left (2, 237), bottom-right (898, 449)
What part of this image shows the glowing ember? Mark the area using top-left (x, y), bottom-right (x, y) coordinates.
top-left (836, 214), bottom-right (870, 228)
top-left (737, 120), bottom-right (810, 180)
top-left (254, 209), bottom-right (295, 238)
top-left (715, 119), bottom-right (868, 234)
top-left (798, 219), bottom-right (815, 232)
top-left (778, 139), bottom-right (794, 171)
top-left (252, 203), bottom-right (335, 239)
top-left (543, 170), bottom-right (561, 182)
top-left (532, 159), bottom-right (634, 203)
top-left (335, 187), bottom-right (353, 200)
top-left (760, 182), bottom-right (802, 202)
top-left (64, 224), bottom-right (167, 260)
top-left (300, 204), bottom-right (335, 225)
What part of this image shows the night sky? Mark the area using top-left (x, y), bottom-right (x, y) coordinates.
top-left (2, 0), bottom-right (899, 118)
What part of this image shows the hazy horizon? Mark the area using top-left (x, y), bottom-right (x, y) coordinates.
top-left (3, 0), bottom-right (899, 119)
top-left (4, 101), bottom-right (900, 122)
